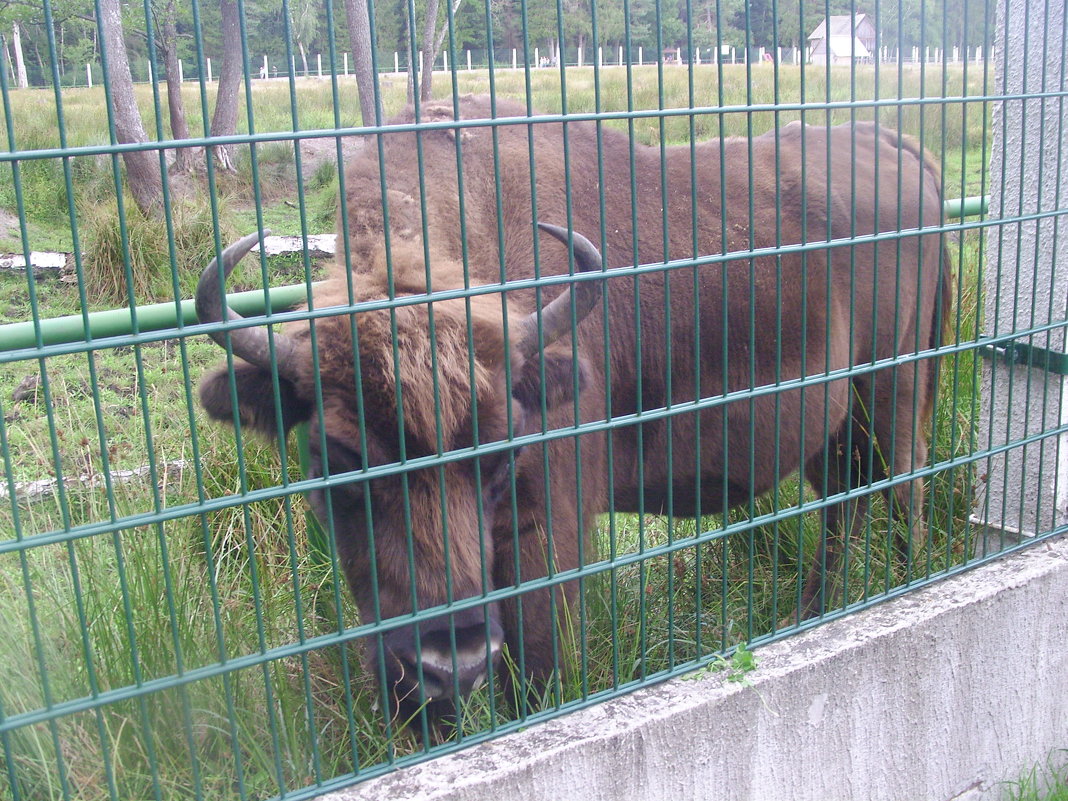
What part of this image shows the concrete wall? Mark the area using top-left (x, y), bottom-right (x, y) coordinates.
top-left (325, 535), bottom-right (1068, 801)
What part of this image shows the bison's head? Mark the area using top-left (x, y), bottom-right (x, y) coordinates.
top-left (196, 225), bottom-right (601, 730)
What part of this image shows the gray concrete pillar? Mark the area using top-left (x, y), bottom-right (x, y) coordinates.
top-left (973, 0), bottom-right (1068, 543)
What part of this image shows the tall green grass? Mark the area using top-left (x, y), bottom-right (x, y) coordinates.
top-left (0, 63), bottom-right (992, 800)
top-left (1003, 753), bottom-right (1068, 801)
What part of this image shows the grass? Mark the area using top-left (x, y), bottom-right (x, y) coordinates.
top-left (1004, 753), bottom-right (1068, 801)
top-left (0, 62), bottom-right (995, 800)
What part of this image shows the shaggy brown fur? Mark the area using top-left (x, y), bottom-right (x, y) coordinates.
top-left (200, 95), bottom-right (950, 725)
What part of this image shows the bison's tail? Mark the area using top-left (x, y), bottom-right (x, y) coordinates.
top-left (928, 199), bottom-right (954, 428)
top-left (880, 126), bottom-right (954, 427)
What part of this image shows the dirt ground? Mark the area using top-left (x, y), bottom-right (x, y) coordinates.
top-left (297, 135), bottom-right (366, 181)
top-left (0, 209), bottom-right (18, 244)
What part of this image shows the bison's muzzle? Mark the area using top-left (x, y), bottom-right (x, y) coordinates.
top-left (380, 605), bottom-right (506, 727)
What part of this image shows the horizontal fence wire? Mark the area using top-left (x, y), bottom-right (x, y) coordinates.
top-left (0, 0), bottom-right (1065, 799)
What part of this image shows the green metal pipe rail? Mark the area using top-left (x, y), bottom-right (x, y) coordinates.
top-left (0, 196), bottom-right (989, 354)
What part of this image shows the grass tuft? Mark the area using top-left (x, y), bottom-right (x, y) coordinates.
top-left (78, 195), bottom-right (237, 305)
top-left (1003, 752), bottom-right (1068, 801)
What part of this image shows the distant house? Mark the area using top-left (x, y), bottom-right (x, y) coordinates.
top-left (808, 14), bottom-right (877, 64)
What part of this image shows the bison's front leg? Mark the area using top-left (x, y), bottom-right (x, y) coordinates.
top-left (491, 514), bottom-right (581, 714)
top-left (791, 424), bottom-right (876, 622)
top-left (489, 446), bottom-right (598, 715)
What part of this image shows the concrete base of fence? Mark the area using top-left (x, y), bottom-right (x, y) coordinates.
top-left (330, 534), bottom-right (1068, 801)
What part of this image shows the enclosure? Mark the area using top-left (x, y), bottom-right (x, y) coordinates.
top-left (0, 0), bottom-right (1065, 799)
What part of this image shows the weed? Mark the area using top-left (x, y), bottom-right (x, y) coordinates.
top-left (685, 644), bottom-right (759, 683)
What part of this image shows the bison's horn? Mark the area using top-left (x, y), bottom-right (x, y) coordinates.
top-left (196, 230), bottom-right (302, 378)
top-left (515, 223), bottom-right (604, 360)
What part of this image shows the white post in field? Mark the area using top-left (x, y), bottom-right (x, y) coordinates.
top-left (676, 46), bottom-right (682, 63)
top-left (317, 53), bottom-right (322, 77)
top-left (618, 45), bottom-right (623, 66)
top-left (535, 46), bottom-right (540, 67)
top-left (178, 58), bottom-right (184, 82)
top-left (394, 52), bottom-right (399, 73)
top-left (262, 54), bottom-right (269, 78)
top-left (467, 50), bottom-right (472, 70)
top-left (598, 46), bottom-right (603, 68)
top-left (577, 46), bottom-right (583, 68)
top-left (343, 52), bottom-right (348, 75)
top-left (513, 49), bottom-right (518, 70)
top-left (206, 57), bottom-right (212, 82)
top-left (86, 63), bottom-right (93, 87)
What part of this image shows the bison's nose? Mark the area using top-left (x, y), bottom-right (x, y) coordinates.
top-left (411, 641), bottom-right (498, 701)
top-left (383, 607), bottom-right (505, 714)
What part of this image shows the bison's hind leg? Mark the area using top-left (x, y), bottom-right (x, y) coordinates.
top-left (865, 362), bottom-right (936, 585)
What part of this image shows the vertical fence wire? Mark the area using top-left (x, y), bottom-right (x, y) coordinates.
top-left (0, 0), bottom-right (1064, 799)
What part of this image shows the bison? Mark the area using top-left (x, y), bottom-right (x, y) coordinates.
top-left (197, 95), bottom-right (949, 729)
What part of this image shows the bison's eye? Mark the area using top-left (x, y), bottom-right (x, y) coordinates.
top-left (308, 437), bottom-right (368, 523)
top-left (320, 436), bottom-right (364, 476)
top-left (480, 451), bottom-right (521, 509)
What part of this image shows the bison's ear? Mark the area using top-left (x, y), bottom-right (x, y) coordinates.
top-left (511, 346), bottom-right (590, 416)
top-left (200, 361), bottom-right (312, 439)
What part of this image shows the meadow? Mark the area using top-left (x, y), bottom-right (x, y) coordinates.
top-left (0, 62), bottom-right (993, 800)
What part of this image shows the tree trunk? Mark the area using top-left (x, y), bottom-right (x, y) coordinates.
top-left (209, 0), bottom-right (241, 172)
top-left (431, 0), bottom-right (463, 69)
top-left (405, 2), bottom-right (415, 103)
top-left (418, 0), bottom-right (440, 101)
top-left (161, 0), bottom-right (195, 173)
top-left (33, 36), bottom-right (46, 81)
top-left (99, 0), bottom-right (163, 215)
top-left (12, 22), bottom-right (28, 89)
top-left (411, 0), bottom-right (464, 102)
top-left (299, 40), bottom-right (309, 76)
top-left (342, 0), bottom-right (382, 125)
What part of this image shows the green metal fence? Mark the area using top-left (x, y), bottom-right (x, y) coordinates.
top-left (1, 0), bottom-right (1065, 798)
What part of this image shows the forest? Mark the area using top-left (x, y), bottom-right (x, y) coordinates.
top-left (2, 0), bottom-right (994, 89)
